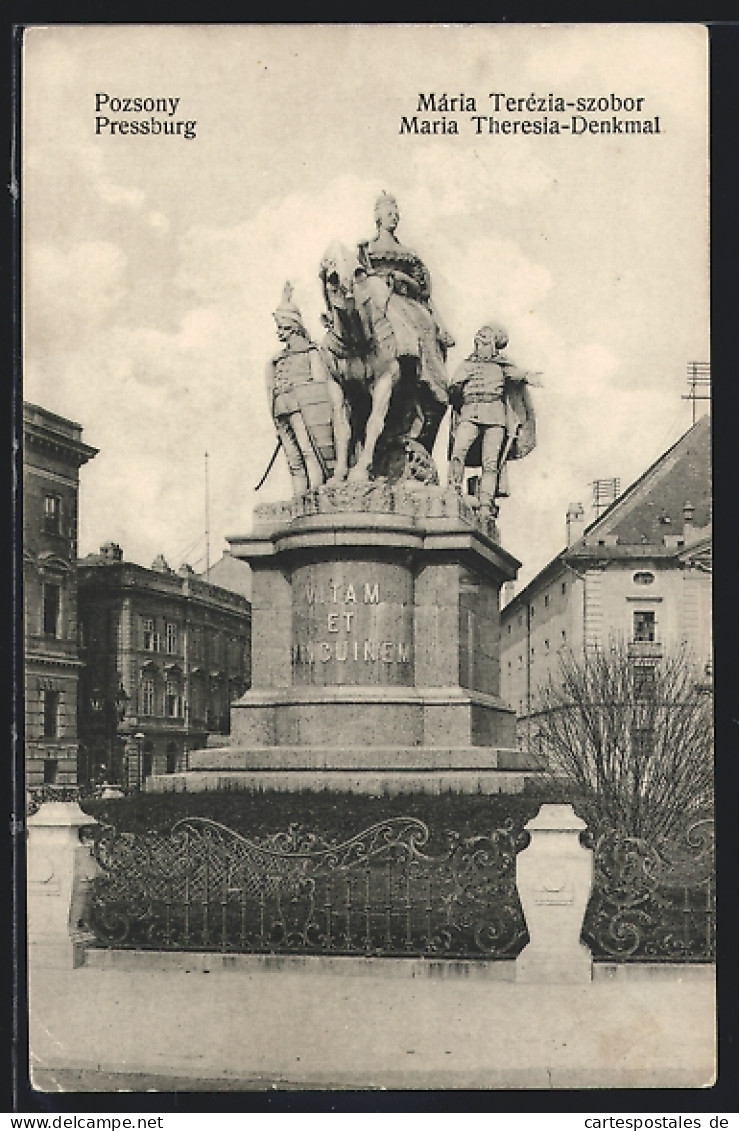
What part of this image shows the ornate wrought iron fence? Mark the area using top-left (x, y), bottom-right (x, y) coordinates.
top-left (84, 816), bottom-right (530, 960)
top-left (583, 817), bottom-right (715, 962)
top-left (83, 812), bottom-right (715, 963)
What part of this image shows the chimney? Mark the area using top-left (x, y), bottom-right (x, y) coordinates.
top-left (566, 502), bottom-right (585, 547)
top-left (100, 541), bottom-right (123, 563)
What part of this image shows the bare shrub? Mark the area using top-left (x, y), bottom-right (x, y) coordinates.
top-left (532, 642), bottom-right (713, 843)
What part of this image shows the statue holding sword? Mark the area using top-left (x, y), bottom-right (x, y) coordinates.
top-left (259, 282), bottom-right (350, 497)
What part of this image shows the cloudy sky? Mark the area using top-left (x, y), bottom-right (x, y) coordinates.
top-left (22, 23), bottom-right (709, 589)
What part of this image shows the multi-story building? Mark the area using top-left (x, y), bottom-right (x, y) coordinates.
top-left (77, 545), bottom-right (251, 786)
top-left (501, 415), bottom-right (712, 748)
top-left (23, 402), bottom-right (98, 785)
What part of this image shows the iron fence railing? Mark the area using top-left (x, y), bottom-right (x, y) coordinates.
top-left (83, 816), bottom-right (530, 960)
top-left (583, 817), bottom-right (714, 962)
top-left (81, 812), bottom-right (715, 964)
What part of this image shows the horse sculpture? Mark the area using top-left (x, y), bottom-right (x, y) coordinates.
top-left (319, 241), bottom-right (449, 484)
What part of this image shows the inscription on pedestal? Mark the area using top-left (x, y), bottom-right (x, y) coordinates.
top-left (292, 563), bottom-right (413, 687)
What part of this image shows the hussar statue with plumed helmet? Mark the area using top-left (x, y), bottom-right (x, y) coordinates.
top-left (265, 281), bottom-right (350, 497)
top-left (448, 322), bottom-right (539, 520)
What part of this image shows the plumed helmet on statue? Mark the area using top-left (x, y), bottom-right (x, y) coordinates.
top-left (273, 281), bottom-right (306, 333)
top-left (476, 322), bottom-right (509, 350)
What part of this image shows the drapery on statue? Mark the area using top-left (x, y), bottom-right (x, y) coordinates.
top-left (265, 282), bottom-right (350, 497)
top-left (358, 190), bottom-right (455, 360)
top-left (447, 323), bottom-right (538, 519)
top-left (319, 192), bottom-right (451, 484)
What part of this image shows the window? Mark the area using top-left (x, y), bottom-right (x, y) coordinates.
top-left (507, 624), bottom-right (512, 635)
top-left (143, 618), bottom-right (160, 652)
top-left (544, 594), bottom-right (550, 608)
top-left (140, 679), bottom-right (155, 715)
top-left (190, 628), bottom-right (202, 661)
top-left (633, 571), bottom-right (655, 586)
top-left (517, 654), bottom-right (523, 669)
top-left (191, 681), bottom-right (203, 721)
top-left (43, 584), bottom-right (61, 637)
top-left (166, 622), bottom-right (178, 655)
top-left (42, 689), bottom-right (59, 737)
top-left (165, 681), bottom-right (182, 718)
top-left (211, 632), bottom-right (224, 665)
top-left (43, 758), bottom-right (58, 784)
top-left (633, 662), bottom-right (657, 699)
top-left (631, 725), bottom-right (653, 758)
top-left (561, 581), bottom-right (567, 596)
top-left (544, 638), bottom-right (550, 653)
top-left (43, 494), bottom-right (62, 534)
top-left (633, 610), bottom-right (656, 643)
top-left (561, 629), bottom-right (567, 643)
top-left (228, 636), bottom-right (242, 668)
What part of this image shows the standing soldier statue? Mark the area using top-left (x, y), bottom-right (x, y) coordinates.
top-left (264, 282), bottom-right (350, 497)
top-left (448, 323), bottom-right (538, 519)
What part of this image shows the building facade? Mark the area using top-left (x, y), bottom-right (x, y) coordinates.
top-left (501, 416), bottom-right (712, 748)
top-left (23, 403), bottom-right (98, 786)
top-left (77, 545), bottom-right (251, 786)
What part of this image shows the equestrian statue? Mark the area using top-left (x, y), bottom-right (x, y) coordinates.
top-left (258, 193), bottom-right (538, 512)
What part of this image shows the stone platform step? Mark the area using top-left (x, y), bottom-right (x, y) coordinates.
top-left (188, 744), bottom-right (537, 772)
top-left (146, 768), bottom-right (536, 795)
top-left (145, 744), bottom-right (542, 795)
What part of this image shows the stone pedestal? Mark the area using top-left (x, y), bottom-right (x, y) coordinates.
top-left (150, 484), bottom-right (541, 794)
top-left (27, 801), bottom-right (99, 969)
top-left (515, 803), bottom-right (593, 983)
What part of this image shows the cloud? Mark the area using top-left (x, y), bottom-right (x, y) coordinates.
top-left (25, 240), bottom-right (127, 354)
top-left (405, 143), bottom-right (557, 215)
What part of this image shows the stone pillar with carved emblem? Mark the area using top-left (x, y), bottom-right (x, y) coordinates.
top-left (515, 803), bottom-right (594, 983)
top-left (27, 801), bottom-right (99, 968)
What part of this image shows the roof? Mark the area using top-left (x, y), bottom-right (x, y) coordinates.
top-left (23, 401), bottom-right (99, 467)
top-left (77, 556), bottom-right (251, 613)
top-left (503, 415), bottom-right (711, 613)
top-left (197, 553), bottom-right (252, 601)
top-left (577, 414), bottom-right (710, 546)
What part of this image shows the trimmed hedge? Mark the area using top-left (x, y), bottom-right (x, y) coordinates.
top-left (80, 780), bottom-right (580, 843)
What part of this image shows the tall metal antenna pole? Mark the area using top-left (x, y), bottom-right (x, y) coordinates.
top-left (204, 451), bottom-right (210, 580)
top-left (682, 361), bottom-right (710, 425)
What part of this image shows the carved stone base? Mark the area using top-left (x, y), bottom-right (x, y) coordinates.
top-left (251, 482), bottom-right (499, 542)
top-left (187, 491), bottom-right (526, 791)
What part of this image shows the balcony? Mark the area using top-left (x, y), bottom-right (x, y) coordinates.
top-left (628, 639), bottom-right (663, 662)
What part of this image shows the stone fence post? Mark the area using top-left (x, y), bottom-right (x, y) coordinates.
top-left (27, 801), bottom-right (99, 969)
top-left (515, 802), bottom-right (593, 983)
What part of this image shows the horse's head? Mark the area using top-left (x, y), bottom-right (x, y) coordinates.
top-left (319, 241), bottom-right (367, 311)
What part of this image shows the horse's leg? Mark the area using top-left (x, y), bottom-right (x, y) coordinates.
top-left (325, 374), bottom-right (350, 484)
top-left (348, 362), bottom-right (398, 481)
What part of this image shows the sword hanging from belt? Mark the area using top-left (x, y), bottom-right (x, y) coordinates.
top-left (254, 441), bottom-right (281, 491)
